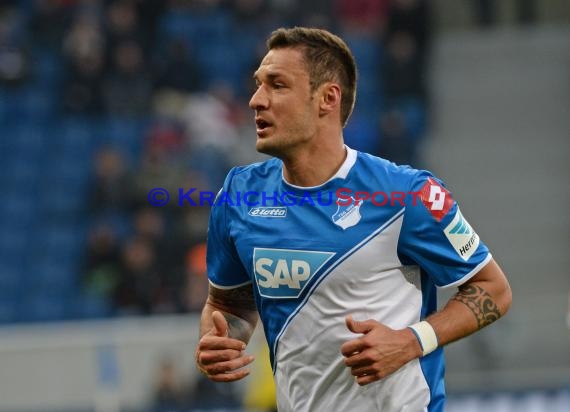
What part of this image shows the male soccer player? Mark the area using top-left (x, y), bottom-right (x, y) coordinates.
top-left (195, 27), bottom-right (512, 411)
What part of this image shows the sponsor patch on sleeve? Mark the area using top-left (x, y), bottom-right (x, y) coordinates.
top-left (419, 177), bottom-right (454, 221)
top-left (444, 209), bottom-right (480, 261)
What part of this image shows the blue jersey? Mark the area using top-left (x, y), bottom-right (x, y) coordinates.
top-left (207, 147), bottom-right (491, 412)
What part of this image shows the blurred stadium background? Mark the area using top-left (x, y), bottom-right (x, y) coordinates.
top-left (0, 0), bottom-right (568, 411)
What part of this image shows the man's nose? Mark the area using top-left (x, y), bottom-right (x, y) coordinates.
top-left (249, 86), bottom-right (269, 110)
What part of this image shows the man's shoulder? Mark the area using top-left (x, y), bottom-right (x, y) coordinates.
top-left (232, 157), bottom-right (281, 175)
top-left (355, 151), bottom-right (425, 183)
top-left (224, 157), bottom-right (282, 188)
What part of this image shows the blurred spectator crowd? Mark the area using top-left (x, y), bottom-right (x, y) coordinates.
top-left (0, 0), bottom-right (432, 321)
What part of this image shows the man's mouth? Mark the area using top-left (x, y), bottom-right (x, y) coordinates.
top-left (255, 118), bottom-right (271, 129)
top-left (256, 118), bottom-right (272, 132)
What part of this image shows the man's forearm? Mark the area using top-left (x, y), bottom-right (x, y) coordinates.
top-left (200, 283), bottom-right (259, 342)
top-left (200, 301), bottom-right (258, 343)
top-left (426, 259), bottom-right (512, 347)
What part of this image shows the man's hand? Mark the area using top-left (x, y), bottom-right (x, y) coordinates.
top-left (340, 316), bottom-right (422, 386)
top-left (195, 311), bottom-right (255, 382)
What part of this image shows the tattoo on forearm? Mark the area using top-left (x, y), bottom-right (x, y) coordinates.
top-left (210, 284), bottom-right (257, 311)
top-left (452, 285), bottom-right (502, 329)
top-left (208, 284), bottom-right (258, 342)
top-left (223, 312), bottom-right (254, 342)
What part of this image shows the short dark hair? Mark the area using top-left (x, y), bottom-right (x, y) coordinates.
top-left (267, 27), bottom-right (357, 127)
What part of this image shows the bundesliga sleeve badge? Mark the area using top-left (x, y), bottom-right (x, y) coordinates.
top-left (419, 177), bottom-right (454, 221)
top-left (444, 208), bottom-right (480, 261)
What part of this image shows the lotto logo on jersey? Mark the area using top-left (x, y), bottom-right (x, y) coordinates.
top-left (444, 209), bottom-right (480, 261)
top-left (249, 207), bottom-right (287, 217)
top-left (419, 177), bottom-right (454, 221)
top-left (253, 248), bottom-right (335, 299)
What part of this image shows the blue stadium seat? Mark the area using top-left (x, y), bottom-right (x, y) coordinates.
top-left (1, 155), bottom-right (43, 189)
top-left (87, 213), bottom-right (132, 243)
top-left (345, 35), bottom-right (382, 71)
top-left (55, 117), bottom-right (99, 159)
top-left (194, 9), bottom-right (232, 42)
top-left (0, 90), bottom-right (8, 125)
top-left (356, 71), bottom-right (381, 111)
top-left (74, 293), bottom-right (113, 320)
top-left (5, 123), bottom-right (49, 169)
top-left (38, 183), bottom-right (86, 216)
top-left (344, 111), bottom-right (379, 154)
top-left (0, 229), bottom-right (35, 262)
top-left (382, 97), bottom-right (427, 141)
top-left (404, 99), bottom-right (428, 139)
top-left (17, 293), bottom-right (71, 323)
top-left (196, 44), bottom-right (247, 88)
top-left (0, 226), bottom-right (29, 258)
top-left (23, 88), bottom-right (56, 121)
top-left (38, 224), bottom-right (85, 262)
top-left (99, 117), bottom-right (148, 159)
top-left (41, 153), bottom-right (91, 190)
top-left (11, 121), bottom-right (47, 148)
top-left (31, 48), bottom-right (64, 89)
top-left (0, 190), bottom-right (37, 224)
top-left (0, 301), bottom-right (17, 323)
top-left (158, 10), bottom-right (202, 43)
top-left (159, 8), bottom-right (232, 45)
top-left (0, 261), bottom-right (23, 300)
top-left (0, 286), bottom-right (19, 322)
top-left (3, 86), bottom-right (58, 124)
top-left (25, 261), bottom-right (77, 295)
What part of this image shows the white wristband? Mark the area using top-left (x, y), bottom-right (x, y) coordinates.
top-left (408, 321), bottom-right (439, 356)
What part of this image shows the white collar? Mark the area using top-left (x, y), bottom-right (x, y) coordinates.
top-left (282, 145), bottom-right (357, 189)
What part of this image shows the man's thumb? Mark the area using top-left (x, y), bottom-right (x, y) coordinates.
top-left (346, 315), bottom-right (372, 334)
top-left (212, 311), bottom-right (228, 337)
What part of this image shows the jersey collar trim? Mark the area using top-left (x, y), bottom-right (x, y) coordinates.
top-left (282, 145), bottom-right (357, 190)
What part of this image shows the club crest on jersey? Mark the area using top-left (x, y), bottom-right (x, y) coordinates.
top-left (331, 197), bottom-right (362, 230)
top-left (444, 209), bottom-right (480, 261)
top-left (419, 177), bottom-right (454, 221)
top-left (253, 248), bottom-right (335, 299)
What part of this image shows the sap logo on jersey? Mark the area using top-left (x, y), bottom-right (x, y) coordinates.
top-left (444, 208), bottom-right (480, 261)
top-left (253, 248), bottom-right (335, 298)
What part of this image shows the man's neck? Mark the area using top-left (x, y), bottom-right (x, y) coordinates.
top-left (282, 140), bottom-right (347, 187)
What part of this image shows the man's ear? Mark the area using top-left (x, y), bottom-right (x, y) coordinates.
top-left (319, 83), bottom-right (342, 117)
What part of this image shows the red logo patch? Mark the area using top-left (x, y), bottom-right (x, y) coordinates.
top-left (419, 177), bottom-right (454, 221)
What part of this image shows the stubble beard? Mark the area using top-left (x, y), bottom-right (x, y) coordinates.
top-left (255, 114), bottom-right (316, 159)
top-left (256, 135), bottom-right (281, 158)
top-left (255, 131), bottom-right (310, 160)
